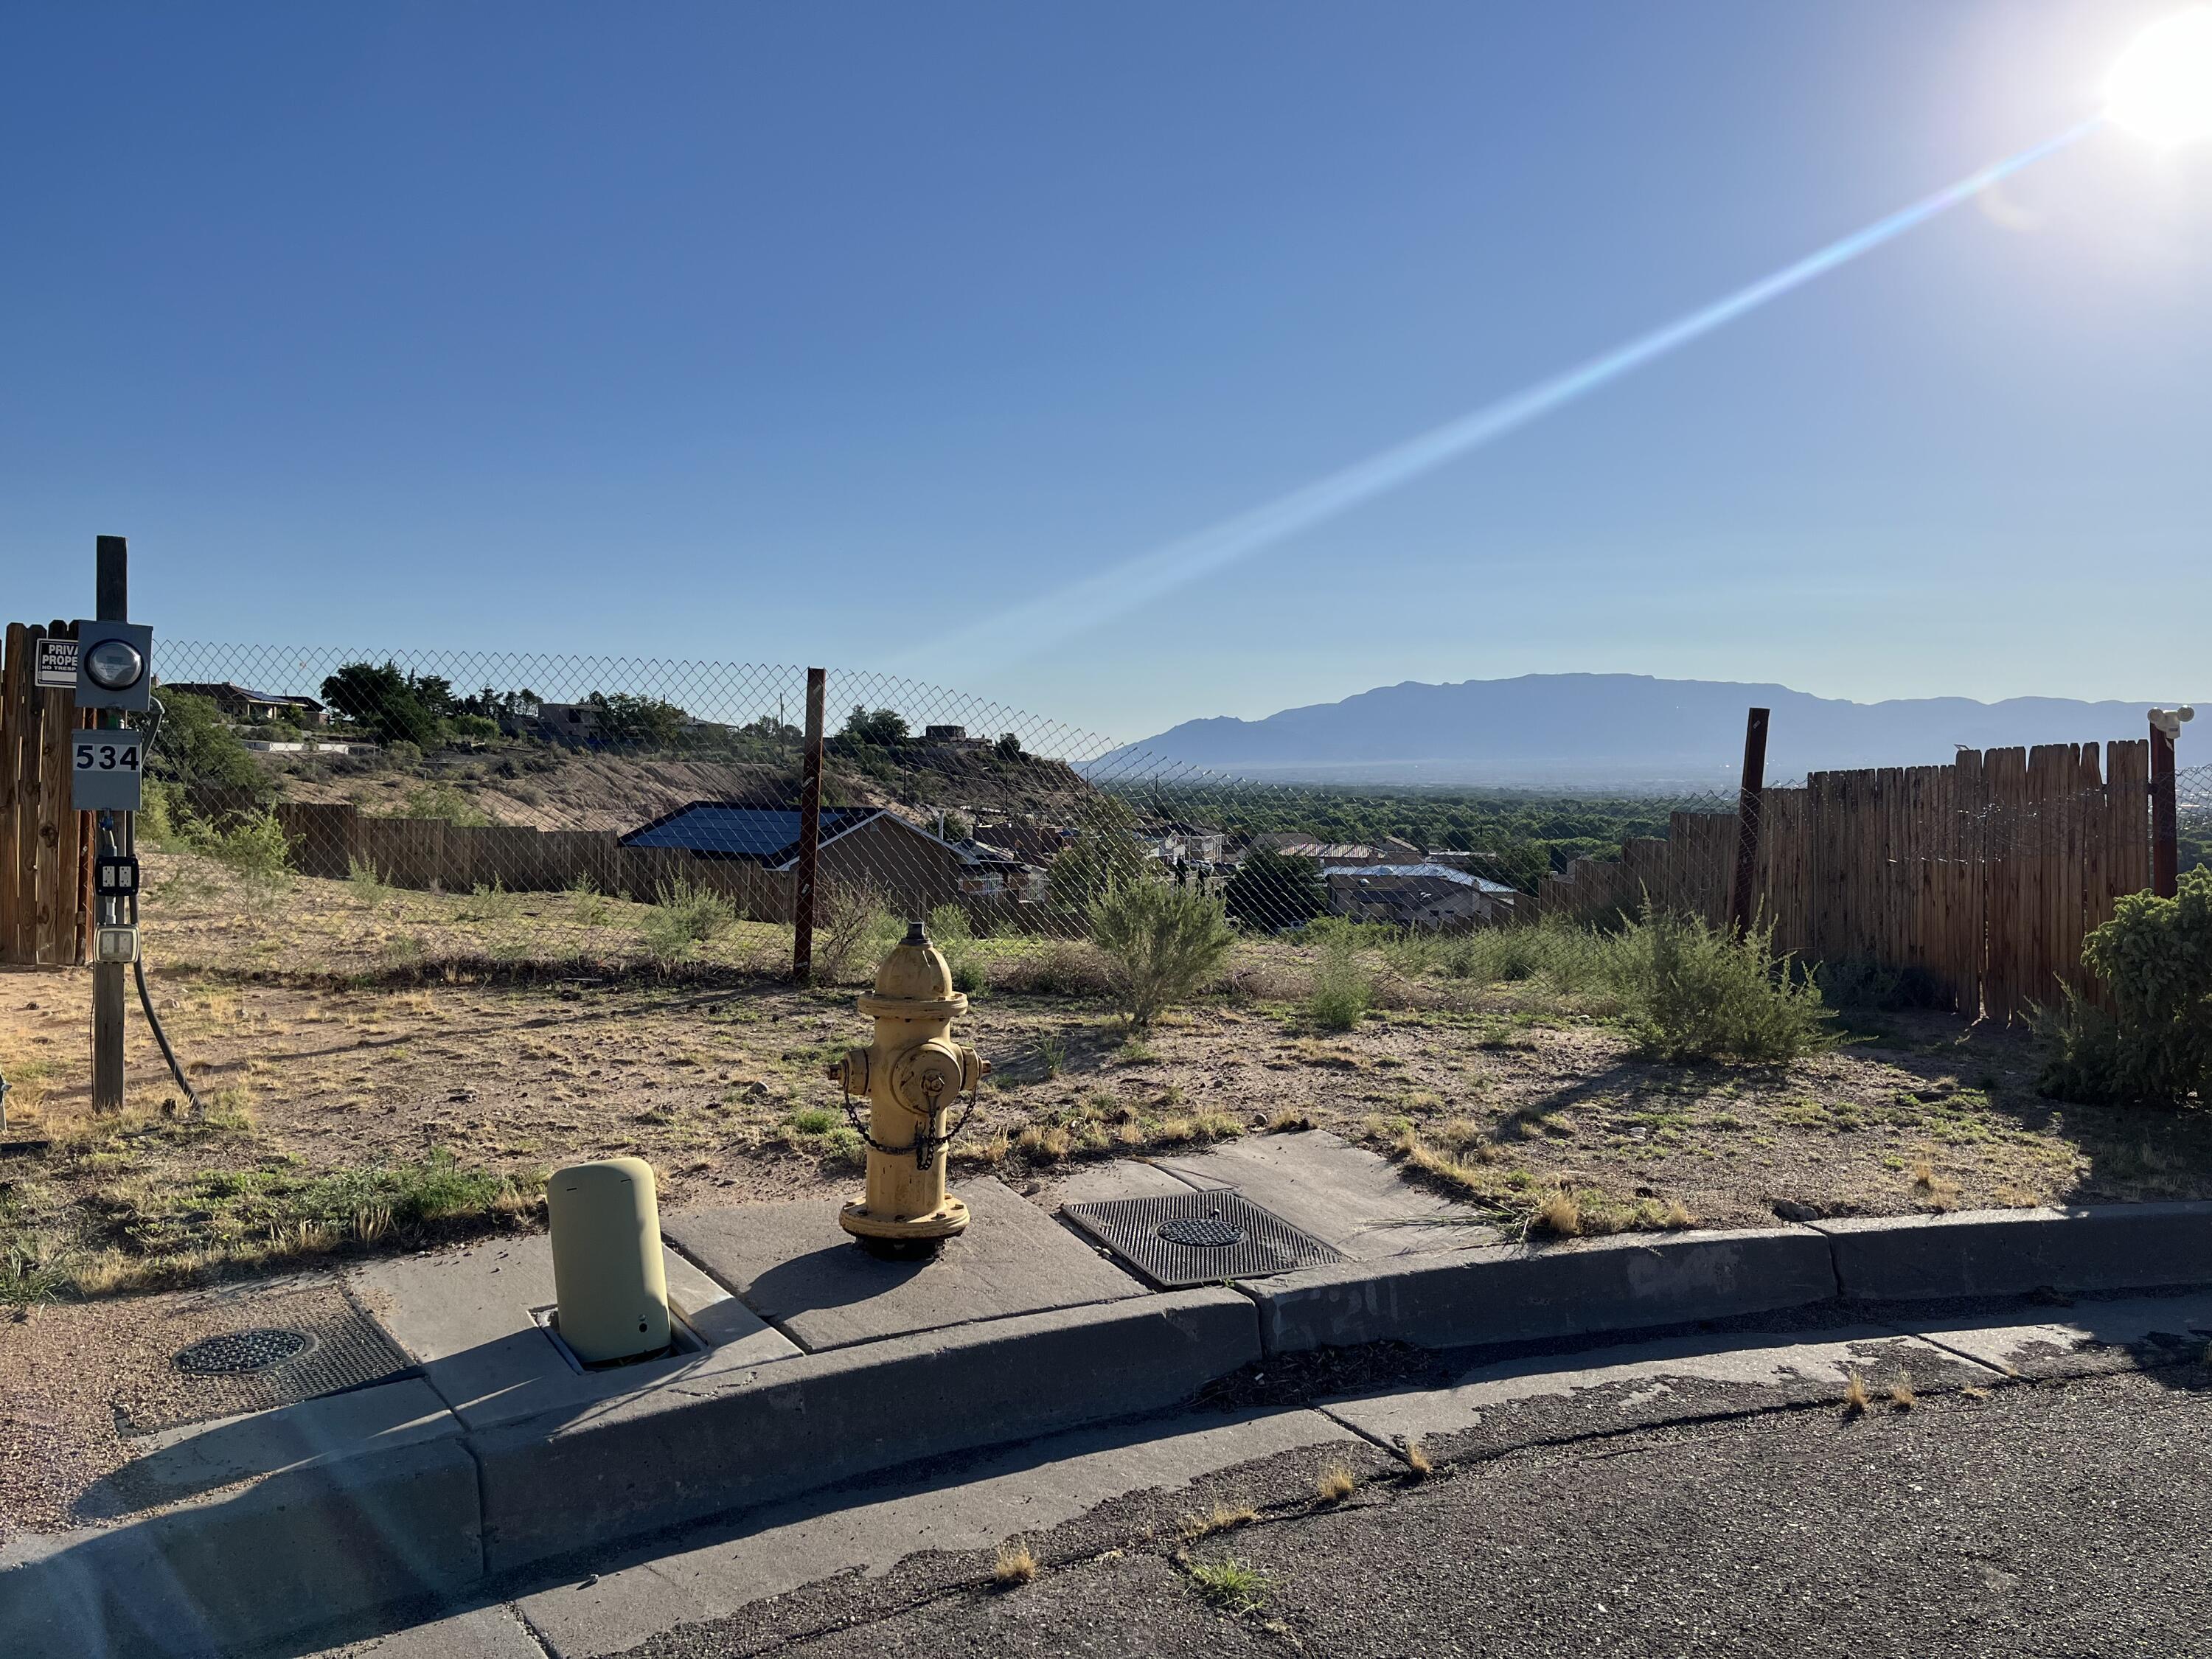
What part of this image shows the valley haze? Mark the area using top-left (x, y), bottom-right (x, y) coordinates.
top-left (1115, 674), bottom-right (2200, 787)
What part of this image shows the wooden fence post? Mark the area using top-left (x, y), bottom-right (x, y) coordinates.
top-left (1728, 706), bottom-right (1770, 935)
top-left (791, 667), bottom-right (826, 984)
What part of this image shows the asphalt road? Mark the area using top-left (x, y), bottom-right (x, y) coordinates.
top-left (639, 1367), bottom-right (2212, 1659)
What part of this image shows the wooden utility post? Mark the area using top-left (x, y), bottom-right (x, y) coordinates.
top-left (791, 667), bottom-right (827, 984)
top-left (1728, 706), bottom-right (1770, 936)
top-left (2150, 709), bottom-right (2181, 900)
top-left (91, 535), bottom-right (128, 1111)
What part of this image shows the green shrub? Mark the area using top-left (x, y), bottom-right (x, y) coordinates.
top-left (641, 876), bottom-right (734, 962)
top-left (1087, 880), bottom-right (1234, 1029)
top-left (346, 855), bottom-right (390, 901)
top-left (2038, 869), bottom-right (2212, 1107)
top-left (398, 781), bottom-right (490, 826)
top-left (565, 874), bottom-right (613, 925)
top-left (1305, 925), bottom-right (1376, 1031)
top-left (1612, 906), bottom-right (1831, 1063)
top-left (180, 807), bottom-right (294, 886)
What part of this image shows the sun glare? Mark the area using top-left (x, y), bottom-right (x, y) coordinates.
top-left (2108, 7), bottom-right (2212, 145)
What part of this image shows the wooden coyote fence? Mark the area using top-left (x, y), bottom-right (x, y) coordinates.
top-left (0, 623), bottom-right (93, 967)
top-left (1534, 741), bottom-right (2154, 1023)
top-left (243, 800), bottom-right (799, 922)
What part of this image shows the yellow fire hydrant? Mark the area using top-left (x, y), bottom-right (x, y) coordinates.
top-left (825, 921), bottom-right (987, 1251)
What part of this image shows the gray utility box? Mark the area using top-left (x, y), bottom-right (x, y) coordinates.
top-left (72, 619), bottom-right (154, 712)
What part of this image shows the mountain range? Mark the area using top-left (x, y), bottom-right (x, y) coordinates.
top-left (1115, 675), bottom-right (2197, 787)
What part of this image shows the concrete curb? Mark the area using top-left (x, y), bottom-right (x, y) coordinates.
top-left (1811, 1200), bottom-right (2212, 1301)
top-left (470, 1284), bottom-right (1261, 1572)
top-left (1239, 1227), bottom-right (1837, 1355)
top-left (15, 1201), bottom-right (2212, 1655)
top-left (0, 1433), bottom-right (481, 1659)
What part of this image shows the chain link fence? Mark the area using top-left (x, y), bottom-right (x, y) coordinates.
top-left (129, 639), bottom-right (2204, 1001)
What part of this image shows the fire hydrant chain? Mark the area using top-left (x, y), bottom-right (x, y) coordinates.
top-left (835, 1062), bottom-right (981, 1169)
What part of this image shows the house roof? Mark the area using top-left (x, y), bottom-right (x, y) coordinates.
top-left (619, 803), bottom-right (880, 860)
top-left (1322, 863), bottom-right (1516, 894)
top-left (164, 681), bottom-right (324, 709)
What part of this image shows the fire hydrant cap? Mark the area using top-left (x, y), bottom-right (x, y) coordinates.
top-left (855, 923), bottom-right (968, 1020)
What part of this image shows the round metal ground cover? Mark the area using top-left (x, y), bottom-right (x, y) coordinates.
top-left (173, 1327), bottom-right (314, 1376)
top-left (1157, 1214), bottom-right (1247, 1248)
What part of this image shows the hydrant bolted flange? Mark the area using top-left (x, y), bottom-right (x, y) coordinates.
top-left (827, 921), bottom-right (987, 1250)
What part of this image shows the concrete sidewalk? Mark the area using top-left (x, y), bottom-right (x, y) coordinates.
top-left (6, 1130), bottom-right (2210, 1658)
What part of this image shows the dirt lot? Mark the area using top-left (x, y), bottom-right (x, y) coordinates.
top-left (5, 849), bottom-right (2211, 1540)
top-left (5, 852), bottom-right (2211, 1313)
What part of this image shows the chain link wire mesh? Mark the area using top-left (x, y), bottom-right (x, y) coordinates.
top-left (131, 640), bottom-right (2201, 1001)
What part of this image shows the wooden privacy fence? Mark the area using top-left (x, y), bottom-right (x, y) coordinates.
top-left (1534, 741), bottom-right (2154, 1023)
top-left (237, 800), bottom-right (799, 922)
top-left (1, 623), bottom-right (93, 967)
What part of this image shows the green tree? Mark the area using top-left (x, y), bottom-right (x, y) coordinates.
top-left (148, 689), bottom-right (262, 789)
top-left (1222, 847), bottom-right (1328, 931)
top-left (838, 706), bottom-right (910, 747)
top-left (320, 661), bottom-right (445, 748)
top-left (587, 691), bottom-right (689, 748)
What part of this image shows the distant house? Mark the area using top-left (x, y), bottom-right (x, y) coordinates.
top-left (922, 724), bottom-right (990, 754)
top-left (1322, 862), bottom-right (1518, 930)
top-left (1254, 834), bottom-right (1422, 869)
top-left (619, 802), bottom-right (1043, 913)
top-left (1139, 821), bottom-right (1226, 865)
top-left (533, 701), bottom-right (603, 743)
top-left (161, 682), bottom-right (328, 728)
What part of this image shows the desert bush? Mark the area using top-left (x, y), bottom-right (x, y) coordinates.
top-left (1087, 879), bottom-right (1234, 1029)
top-left (1611, 906), bottom-right (1832, 1063)
top-left (179, 806), bottom-right (294, 886)
top-left (397, 781), bottom-right (490, 826)
top-left (995, 940), bottom-right (1113, 998)
top-left (565, 874), bottom-right (612, 926)
top-left (641, 876), bottom-right (734, 962)
top-left (2037, 869), bottom-right (2212, 1107)
top-left (815, 880), bottom-right (898, 984)
top-left (346, 855), bottom-right (390, 901)
top-left (1305, 924), bottom-right (1377, 1031)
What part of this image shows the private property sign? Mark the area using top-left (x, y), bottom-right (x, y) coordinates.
top-left (33, 635), bottom-right (77, 689)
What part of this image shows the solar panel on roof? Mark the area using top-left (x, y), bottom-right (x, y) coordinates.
top-left (619, 804), bottom-right (874, 858)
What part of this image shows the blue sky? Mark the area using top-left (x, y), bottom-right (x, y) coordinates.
top-left (4, 2), bottom-right (2208, 740)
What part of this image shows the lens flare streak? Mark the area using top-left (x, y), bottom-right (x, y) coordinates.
top-left (931, 116), bottom-right (2103, 669)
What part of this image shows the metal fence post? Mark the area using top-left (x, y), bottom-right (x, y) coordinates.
top-left (91, 535), bottom-right (128, 1111)
top-left (1728, 706), bottom-right (1770, 936)
top-left (792, 667), bottom-right (826, 983)
top-left (2150, 709), bottom-right (2183, 899)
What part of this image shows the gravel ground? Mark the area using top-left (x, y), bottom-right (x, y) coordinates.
top-left (0, 1273), bottom-right (379, 1540)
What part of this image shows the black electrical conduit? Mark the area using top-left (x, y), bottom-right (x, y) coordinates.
top-left (99, 695), bottom-right (202, 1119)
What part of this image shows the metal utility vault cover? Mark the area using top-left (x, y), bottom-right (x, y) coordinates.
top-left (119, 1290), bottom-right (413, 1436)
top-left (1060, 1189), bottom-right (1346, 1290)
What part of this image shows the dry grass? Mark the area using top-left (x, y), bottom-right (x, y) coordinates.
top-left (1315, 1463), bottom-right (1357, 1503)
top-left (1178, 1500), bottom-right (1260, 1543)
top-left (1841, 1371), bottom-right (1872, 1416)
top-left (1888, 1377), bottom-right (1918, 1411)
top-left (1961, 1385), bottom-right (1990, 1400)
top-left (992, 1540), bottom-right (1038, 1587)
top-left (1402, 1436), bottom-right (1433, 1479)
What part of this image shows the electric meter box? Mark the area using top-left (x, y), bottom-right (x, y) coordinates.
top-left (72, 619), bottom-right (155, 712)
